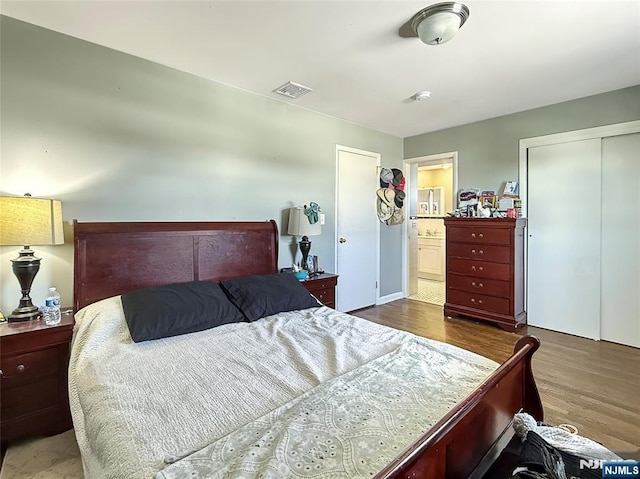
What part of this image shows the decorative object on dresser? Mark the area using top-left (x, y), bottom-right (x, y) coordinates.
top-left (0, 310), bottom-right (74, 443)
top-left (300, 273), bottom-right (338, 308)
top-left (444, 217), bottom-right (527, 331)
top-left (287, 205), bottom-right (321, 271)
top-left (0, 194), bottom-right (64, 322)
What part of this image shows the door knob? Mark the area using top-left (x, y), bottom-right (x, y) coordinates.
top-left (339, 237), bottom-right (347, 243)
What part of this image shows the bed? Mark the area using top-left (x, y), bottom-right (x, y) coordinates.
top-left (71, 219), bottom-right (543, 479)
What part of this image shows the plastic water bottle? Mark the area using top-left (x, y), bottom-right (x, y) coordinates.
top-left (44, 287), bottom-right (61, 325)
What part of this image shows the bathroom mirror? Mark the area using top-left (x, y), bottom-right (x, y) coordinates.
top-left (417, 186), bottom-right (444, 217)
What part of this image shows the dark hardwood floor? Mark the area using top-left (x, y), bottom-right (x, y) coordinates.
top-left (352, 299), bottom-right (640, 458)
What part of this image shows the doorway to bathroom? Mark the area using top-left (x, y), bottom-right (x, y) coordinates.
top-left (403, 152), bottom-right (457, 307)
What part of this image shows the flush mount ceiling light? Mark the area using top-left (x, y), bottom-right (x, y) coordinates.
top-left (411, 2), bottom-right (470, 45)
top-left (413, 91), bottom-right (432, 101)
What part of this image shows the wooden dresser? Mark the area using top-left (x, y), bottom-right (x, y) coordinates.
top-left (0, 311), bottom-right (74, 444)
top-left (301, 273), bottom-right (338, 308)
top-left (444, 217), bottom-right (526, 331)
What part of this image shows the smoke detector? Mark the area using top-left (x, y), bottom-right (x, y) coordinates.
top-left (413, 91), bottom-right (432, 101)
top-left (272, 81), bottom-right (313, 99)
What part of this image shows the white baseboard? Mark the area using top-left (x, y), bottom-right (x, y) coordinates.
top-left (377, 292), bottom-right (404, 305)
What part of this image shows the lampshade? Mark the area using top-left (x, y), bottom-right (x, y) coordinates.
top-left (287, 207), bottom-right (321, 237)
top-left (411, 2), bottom-right (469, 46)
top-left (0, 196), bottom-right (64, 246)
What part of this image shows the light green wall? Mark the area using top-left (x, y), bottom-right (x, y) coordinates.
top-left (404, 86), bottom-right (640, 194)
top-left (0, 16), bottom-right (404, 312)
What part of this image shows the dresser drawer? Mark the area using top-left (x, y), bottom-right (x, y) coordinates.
top-left (447, 289), bottom-right (511, 315)
top-left (448, 273), bottom-right (511, 298)
top-left (447, 226), bottom-right (511, 245)
top-left (1, 377), bottom-right (59, 421)
top-left (447, 258), bottom-right (510, 280)
top-left (304, 279), bottom-right (336, 293)
top-left (447, 243), bottom-right (511, 263)
top-left (0, 347), bottom-right (59, 387)
top-left (312, 288), bottom-right (335, 308)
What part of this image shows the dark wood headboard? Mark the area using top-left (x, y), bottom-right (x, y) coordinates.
top-left (73, 220), bottom-right (279, 312)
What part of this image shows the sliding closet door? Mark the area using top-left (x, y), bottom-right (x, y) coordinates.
top-left (527, 139), bottom-right (601, 339)
top-left (601, 133), bottom-right (640, 348)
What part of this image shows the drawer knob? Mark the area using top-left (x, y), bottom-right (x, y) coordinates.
top-left (471, 233), bottom-right (476, 238)
top-left (471, 265), bottom-right (484, 271)
top-left (471, 282), bottom-right (484, 288)
top-left (479, 233), bottom-right (484, 238)
top-left (1, 364), bottom-right (25, 379)
top-left (470, 298), bottom-right (483, 304)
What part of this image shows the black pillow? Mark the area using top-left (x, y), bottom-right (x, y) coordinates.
top-left (220, 272), bottom-right (321, 321)
top-left (121, 281), bottom-right (246, 343)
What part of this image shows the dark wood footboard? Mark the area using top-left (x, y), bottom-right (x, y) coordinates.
top-left (376, 335), bottom-right (542, 479)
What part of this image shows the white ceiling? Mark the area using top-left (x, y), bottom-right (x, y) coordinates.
top-left (2, 0), bottom-right (639, 138)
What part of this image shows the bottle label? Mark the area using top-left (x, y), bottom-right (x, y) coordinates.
top-left (45, 298), bottom-right (60, 307)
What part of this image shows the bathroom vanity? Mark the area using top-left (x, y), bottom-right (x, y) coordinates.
top-left (417, 235), bottom-right (445, 281)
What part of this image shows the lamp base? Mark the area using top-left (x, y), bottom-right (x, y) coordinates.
top-left (7, 248), bottom-right (42, 323)
top-left (8, 306), bottom-right (41, 322)
top-left (299, 236), bottom-right (312, 271)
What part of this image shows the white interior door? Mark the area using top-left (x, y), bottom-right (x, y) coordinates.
top-left (527, 138), bottom-right (601, 339)
top-left (336, 146), bottom-right (379, 312)
top-left (601, 133), bottom-right (640, 348)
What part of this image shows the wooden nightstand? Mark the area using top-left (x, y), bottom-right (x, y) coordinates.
top-left (301, 273), bottom-right (338, 308)
top-left (0, 310), bottom-right (74, 444)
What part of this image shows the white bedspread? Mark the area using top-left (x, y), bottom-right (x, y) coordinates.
top-left (69, 297), bottom-right (498, 479)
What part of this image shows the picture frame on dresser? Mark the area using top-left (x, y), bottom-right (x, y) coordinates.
top-left (480, 194), bottom-right (496, 208)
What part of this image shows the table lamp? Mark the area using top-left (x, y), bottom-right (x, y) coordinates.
top-left (287, 206), bottom-right (321, 271)
top-left (0, 194), bottom-right (64, 322)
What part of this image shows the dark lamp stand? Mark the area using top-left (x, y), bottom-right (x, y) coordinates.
top-left (299, 235), bottom-right (312, 271)
top-left (8, 246), bottom-right (42, 322)
top-left (287, 206), bottom-right (321, 271)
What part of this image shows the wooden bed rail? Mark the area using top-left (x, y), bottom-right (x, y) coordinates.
top-left (375, 335), bottom-right (542, 479)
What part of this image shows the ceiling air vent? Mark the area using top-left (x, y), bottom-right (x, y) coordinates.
top-left (272, 81), bottom-right (313, 99)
